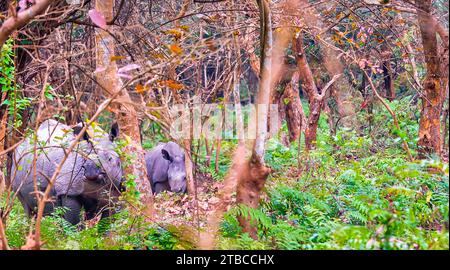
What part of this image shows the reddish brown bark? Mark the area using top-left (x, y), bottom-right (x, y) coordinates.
top-left (0, 96), bottom-right (7, 168)
top-left (269, 32), bottom-right (303, 143)
top-left (293, 33), bottom-right (326, 150)
top-left (243, 25), bottom-right (261, 77)
top-left (416, 0), bottom-right (442, 157)
top-left (0, 217), bottom-right (9, 250)
top-left (236, 160), bottom-right (271, 238)
top-left (434, 18), bottom-right (449, 150)
top-left (432, 16), bottom-right (449, 98)
top-left (282, 73), bottom-right (306, 143)
top-left (0, 108), bottom-right (6, 195)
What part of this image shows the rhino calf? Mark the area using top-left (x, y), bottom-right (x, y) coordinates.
top-left (11, 119), bottom-right (125, 225)
top-left (145, 142), bottom-right (187, 194)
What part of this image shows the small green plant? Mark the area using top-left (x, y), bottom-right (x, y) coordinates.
top-left (0, 39), bottom-right (33, 128)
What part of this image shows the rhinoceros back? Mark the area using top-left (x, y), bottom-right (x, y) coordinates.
top-left (12, 120), bottom-right (89, 197)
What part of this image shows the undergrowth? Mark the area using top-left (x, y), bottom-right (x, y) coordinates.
top-left (1, 97), bottom-right (448, 250)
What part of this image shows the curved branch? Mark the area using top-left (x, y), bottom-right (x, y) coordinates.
top-left (0, 0), bottom-right (56, 48)
top-left (363, 69), bottom-right (413, 161)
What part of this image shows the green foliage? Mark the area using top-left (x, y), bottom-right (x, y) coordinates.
top-left (195, 139), bottom-right (236, 180)
top-left (219, 146), bottom-right (448, 250)
top-left (113, 138), bottom-right (142, 205)
top-left (3, 199), bottom-right (29, 248)
top-left (218, 103), bottom-right (448, 250)
top-left (0, 39), bottom-right (15, 93)
top-left (0, 39), bottom-right (33, 128)
top-left (358, 97), bottom-right (420, 154)
top-left (141, 121), bottom-right (169, 150)
top-left (2, 201), bottom-right (181, 250)
top-left (265, 138), bottom-right (297, 170)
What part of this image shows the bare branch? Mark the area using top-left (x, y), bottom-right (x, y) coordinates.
top-left (0, 0), bottom-right (55, 47)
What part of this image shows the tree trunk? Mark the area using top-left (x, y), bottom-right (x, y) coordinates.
top-left (293, 32), bottom-right (327, 150)
top-left (434, 18), bottom-right (449, 152)
top-left (94, 0), bottom-right (153, 214)
top-left (381, 50), bottom-right (395, 101)
top-left (0, 107), bottom-right (7, 194)
top-left (282, 72), bottom-right (306, 143)
top-left (416, 0), bottom-right (442, 157)
top-left (236, 0), bottom-right (273, 239)
top-left (432, 16), bottom-right (449, 103)
top-left (0, 92), bottom-right (7, 172)
top-left (183, 139), bottom-right (195, 194)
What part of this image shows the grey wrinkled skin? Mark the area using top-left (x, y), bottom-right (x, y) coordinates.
top-left (145, 142), bottom-right (187, 194)
top-left (11, 119), bottom-right (125, 225)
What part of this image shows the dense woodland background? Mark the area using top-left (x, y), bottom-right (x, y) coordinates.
top-left (0, 0), bottom-right (449, 250)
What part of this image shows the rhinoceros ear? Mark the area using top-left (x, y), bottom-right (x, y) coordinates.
top-left (73, 125), bottom-right (90, 141)
top-left (161, 149), bottom-right (173, 162)
top-left (110, 122), bottom-right (119, 142)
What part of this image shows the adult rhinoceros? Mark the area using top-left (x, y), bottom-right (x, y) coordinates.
top-left (11, 119), bottom-right (125, 225)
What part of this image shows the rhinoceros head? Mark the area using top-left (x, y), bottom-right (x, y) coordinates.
top-left (76, 123), bottom-right (125, 192)
top-left (161, 142), bottom-right (187, 193)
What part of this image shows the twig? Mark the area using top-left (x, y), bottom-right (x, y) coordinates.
top-left (363, 69), bottom-right (414, 161)
top-left (0, 0), bottom-right (54, 47)
top-left (319, 74), bottom-right (342, 99)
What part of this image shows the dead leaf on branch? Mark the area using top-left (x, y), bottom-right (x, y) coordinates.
top-left (169, 44), bottom-right (183, 55)
top-left (204, 39), bottom-right (218, 52)
top-left (158, 80), bottom-right (185, 91)
top-left (164, 29), bottom-right (183, 40)
top-left (110, 55), bottom-right (126, 62)
top-left (135, 84), bottom-right (150, 94)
